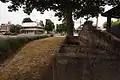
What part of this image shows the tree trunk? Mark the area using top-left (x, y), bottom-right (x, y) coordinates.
top-left (80, 18), bottom-right (82, 26)
top-left (66, 9), bottom-right (74, 37)
top-left (96, 16), bottom-right (98, 27)
top-left (107, 16), bottom-right (111, 32)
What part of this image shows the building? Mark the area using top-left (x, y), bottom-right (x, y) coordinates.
top-left (101, 6), bottom-right (120, 31)
top-left (101, 6), bottom-right (120, 37)
top-left (0, 22), bottom-right (11, 34)
top-left (21, 21), bottom-right (44, 34)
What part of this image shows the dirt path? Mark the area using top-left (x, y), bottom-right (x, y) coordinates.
top-left (0, 37), bottom-right (64, 80)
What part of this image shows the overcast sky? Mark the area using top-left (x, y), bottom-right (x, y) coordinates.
top-left (0, 2), bottom-right (114, 29)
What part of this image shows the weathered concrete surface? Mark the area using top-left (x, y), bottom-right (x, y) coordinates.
top-left (54, 55), bottom-right (120, 80)
top-left (53, 21), bottom-right (120, 80)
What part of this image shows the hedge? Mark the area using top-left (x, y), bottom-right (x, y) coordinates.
top-left (0, 35), bottom-right (49, 63)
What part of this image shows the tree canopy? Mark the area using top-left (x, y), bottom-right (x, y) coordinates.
top-left (1, 0), bottom-right (119, 17)
top-left (1, 0), bottom-right (120, 36)
top-left (56, 23), bottom-right (67, 34)
top-left (44, 19), bottom-right (55, 33)
top-left (39, 20), bottom-right (44, 27)
top-left (10, 24), bottom-right (21, 33)
top-left (112, 20), bottom-right (120, 26)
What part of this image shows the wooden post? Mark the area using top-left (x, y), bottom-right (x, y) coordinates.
top-left (107, 16), bottom-right (111, 32)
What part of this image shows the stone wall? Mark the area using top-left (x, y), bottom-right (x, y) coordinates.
top-left (53, 21), bottom-right (120, 80)
top-left (54, 55), bottom-right (120, 80)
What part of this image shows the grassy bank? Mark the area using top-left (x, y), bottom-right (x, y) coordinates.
top-left (0, 35), bottom-right (49, 63)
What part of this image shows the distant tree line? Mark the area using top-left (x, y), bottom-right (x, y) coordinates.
top-left (103, 20), bottom-right (120, 28)
top-left (10, 24), bottom-right (21, 34)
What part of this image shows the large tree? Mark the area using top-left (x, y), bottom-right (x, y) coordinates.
top-left (44, 19), bottom-right (55, 33)
top-left (56, 23), bottom-right (67, 34)
top-left (1, 0), bottom-right (120, 37)
top-left (39, 20), bottom-right (44, 27)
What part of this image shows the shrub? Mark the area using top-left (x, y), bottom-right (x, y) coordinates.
top-left (0, 35), bottom-right (49, 63)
